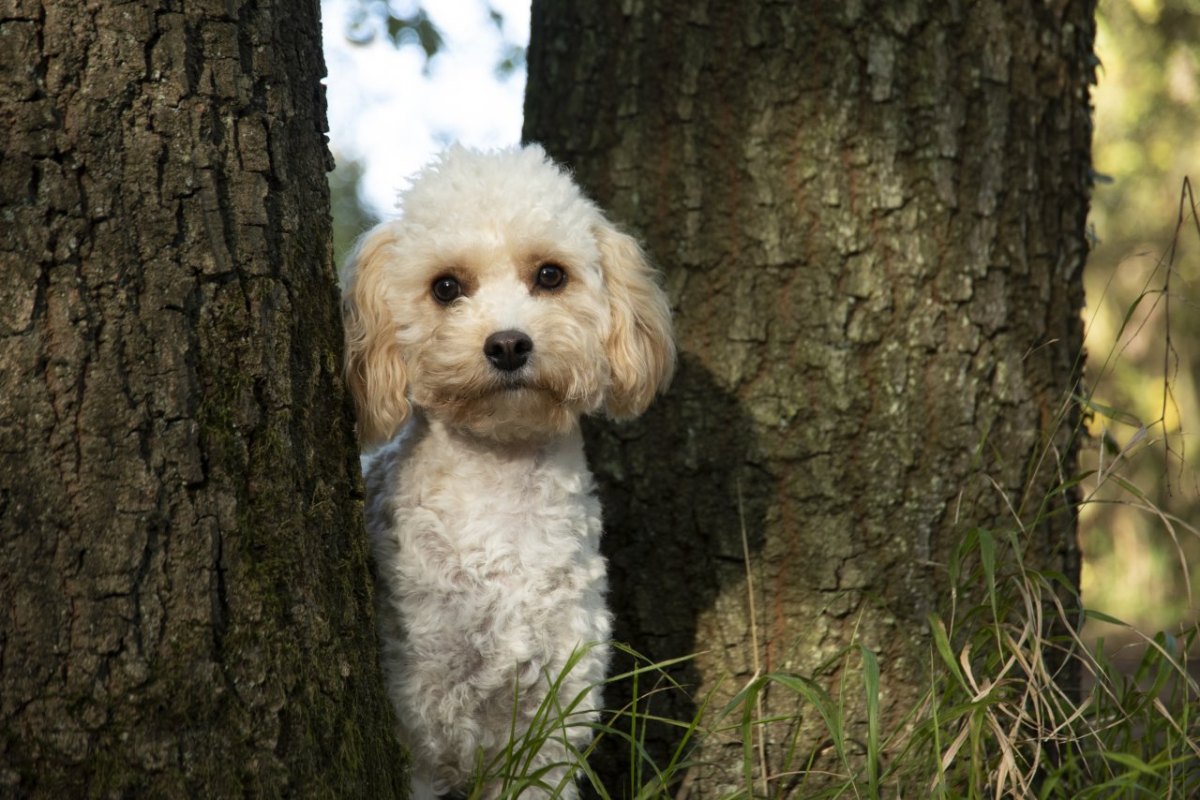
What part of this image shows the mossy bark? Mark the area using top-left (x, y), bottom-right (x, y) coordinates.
top-left (525, 1), bottom-right (1093, 794)
top-left (0, 1), bottom-right (405, 795)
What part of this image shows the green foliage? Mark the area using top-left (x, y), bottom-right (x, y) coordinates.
top-left (338, 2), bottom-right (524, 78)
top-left (346, 2), bottom-right (444, 59)
top-left (329, 154), bottom-right (380, 273)
top-left (463, 529), bottom-right (1197, 798)
top-left (1085, 0), bottom-right (1200, 630)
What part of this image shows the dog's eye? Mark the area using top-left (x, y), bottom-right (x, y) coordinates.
top-left (535, 264), bottom-right (566, 290)
top-left (431, 276), bottom-right (462, 304)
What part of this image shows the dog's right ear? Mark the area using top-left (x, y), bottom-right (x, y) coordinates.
top-left (595, 223), bottom-right (676, 418)
top-left (342, 223), bottom-right (410, 446)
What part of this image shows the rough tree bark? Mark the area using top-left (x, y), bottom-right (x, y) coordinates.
top-left (525, 0), bottom-right (1093, 793)
top-left (0, 1), bottom-right (405, 795)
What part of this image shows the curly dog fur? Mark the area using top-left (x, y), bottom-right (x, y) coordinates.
top-left (341, 145), bottom-right (674, 798)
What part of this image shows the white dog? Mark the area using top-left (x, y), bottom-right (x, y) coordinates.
top-left (341, 145), bottom-right (675, 798)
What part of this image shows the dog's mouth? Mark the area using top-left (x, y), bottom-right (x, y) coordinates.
top-left (490, 376), bottom-right (547, 397)
top-left (488, 367), bottom-right (542, 394)
top-left (448, 374), bottom-right (534, 401)
top-left (494, 373), bottom-right (525, 389)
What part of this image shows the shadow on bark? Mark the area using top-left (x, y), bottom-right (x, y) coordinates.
top-left (584, 352), bottom-right (769, 792)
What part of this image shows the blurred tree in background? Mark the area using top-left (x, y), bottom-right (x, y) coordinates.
top-left (331, 157), bottom-right (379, 267)
top-left (1083, 0), bottom-right (1200, 634)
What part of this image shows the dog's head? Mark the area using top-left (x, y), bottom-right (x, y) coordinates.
top-left (342, 145), bottom-right (675, 445)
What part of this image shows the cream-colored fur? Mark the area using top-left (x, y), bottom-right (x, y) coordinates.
top-left (341, 145), bottom-right (674, 798)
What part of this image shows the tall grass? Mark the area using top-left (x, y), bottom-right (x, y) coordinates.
top-left (468, 528), bottom-right (1197, 798)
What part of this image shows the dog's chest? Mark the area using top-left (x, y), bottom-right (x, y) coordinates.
top-left (385, 431), bottom-right (604, 598)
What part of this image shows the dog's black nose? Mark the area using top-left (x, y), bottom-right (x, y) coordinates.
top-left (483, 329), bottom-right (533, 372)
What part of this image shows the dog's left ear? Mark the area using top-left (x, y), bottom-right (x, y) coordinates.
top-left (595, 223), bottom-right (676, 418)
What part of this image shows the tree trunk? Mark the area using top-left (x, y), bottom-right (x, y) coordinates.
top-left (525, 1), bottom-right (1092, 794)
top-left (0, 1), bottom-right (405, 795)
